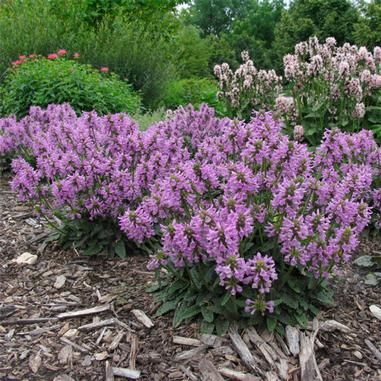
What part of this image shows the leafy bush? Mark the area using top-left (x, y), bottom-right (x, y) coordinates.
top-left (161, 78), bottom-right (222, 111)
top-left (0, 1), bottom-right (177, 107)
top-left (0, 54), bottom-right (141, 118)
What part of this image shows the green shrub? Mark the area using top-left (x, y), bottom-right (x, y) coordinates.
top-left (0, 1), bottom-right (177, 108)
top-left (0, 56), bottom-right (141, 118)
top-left (161, 78), bottom-right (222, 111)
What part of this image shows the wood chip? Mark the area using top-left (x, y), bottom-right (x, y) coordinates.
top-left (285, 326), bottom-right (300, 356)
top-left (199, 358), bottom-right (225, 381)
top-left (218, 367), bottom-right (261, 381)
top-left (95, 351), bottom-right (109, 361)
top-left (364, 339), bottom-right (381, 362)
top-left (58, 345), bottom-right (72, 365)
top-left (228, 325), bottom-right (264, 377)
top-left (319, 320), bottom-right (350, 333)
top-left (128, 333), bottom-right (139, 369)
top-left (200, 334), bottom-right (223, 347)
top-left (60, 337), bottom-right (89, 353)
top-left (29, 352), bottom-right (42, 374)
top-left (1, 317), bottom-right (57, 325)
top-left (131, 309), bottom-right (154, 328)
top-left (369, 305), bottom-right (381, 321)
top-left (78, 318), bottom-right (116, 331)
top-left (105, 361), bottom-right (114, 381)
top-left (109, 331), bottom-right (125, 351)
top-left (54, 275), bottom-right (66, 289)
top-left (173, 336), bottom-right (202, 346)
top-left (299, 332), bottom-right (322, 381)
top-left (112, 367), bottom-right (141, 379)
top-left (57, 304), bottom-right (111, 319)
top-left (174, 345), bottom-right (208, 362)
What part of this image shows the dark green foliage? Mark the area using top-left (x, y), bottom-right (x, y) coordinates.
top-left (274, 0), bottom-right (359, 60)
top-left (46, 216), bottom-right (143, 258)
top-left (161, 78), bottom-right (222, 111)
top-left (0, 57), bottom-right (141, 118)
top-left (353, 0), bottom-right (381, 48)
top-left (150, 261), bottom-right (333, 335)
top-left (171, 25), bottom-right (212, 78)
top-left (228, 0), bottom-right (284, 69)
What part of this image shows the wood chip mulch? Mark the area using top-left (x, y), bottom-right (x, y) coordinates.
top-left (0, 177), bottom-right (380, 381)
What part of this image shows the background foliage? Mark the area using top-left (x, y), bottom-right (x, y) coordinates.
top-left (0, 57), bottom-right (141, 118)
top-left (1, 0), bottom-right (381, 111)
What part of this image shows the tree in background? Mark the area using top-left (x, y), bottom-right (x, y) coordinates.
top-left (183, 0), bottom-right (252, 36)
top-left (273, 0), bottom-right (359, 61)
top-left (353, 0), bottom-right (381, 48)
top-left (228, 0), bottom-right (284, 69)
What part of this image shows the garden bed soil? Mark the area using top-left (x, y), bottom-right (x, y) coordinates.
top-left (0, 177), bottom-right (380, 381)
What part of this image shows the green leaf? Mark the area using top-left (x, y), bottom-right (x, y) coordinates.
top-left (189, 267), bottom-right (202, 290)
top-left (173, 304), bottom-right (201, 328)
top-left (287, 278), bottom-right (302, 293)
top-left (201, 307), bottom-right (214, 323)
top-left (84, 243), bottom-right (102, 256)
top-left (216, 319), bottom-right (230, 336)
top-left (221, 293), bottom-right (231, 306)
top-left (146, 282), bottom-right (162, 293)
top-left (155, 300), bottom-right (178, 316)
top-left (315, 290), bottom-right (334, 306)
top-left (114, 240), bottom-right (126, 258)
top-left (281, 293), bottom-right (299, 309)
top-left (364, 273), bottom-right (380, 286)
top-left (165, 279), bottom-right (189, 297)
top-left (308, 304), bottom-right (320, 316)
top-left (295, 312), bottom-right (308, 328)
top-left (200, 321), bottom-right (215, 334)
top-left (266, 316), bottom-right (277, 332)
top-left (353, 255), bottom-right (374, 268)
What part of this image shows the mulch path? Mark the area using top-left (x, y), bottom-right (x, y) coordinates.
top-left (0, 177), bottom-right (380, 381)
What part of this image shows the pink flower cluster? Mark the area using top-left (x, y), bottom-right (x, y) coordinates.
top-left (11, 49), bottom-right (79, 67)
top-left (2, 104), bottom-right (380, 316)
top-left (283, 36), bottom-right (381, 122)
top-left (214, 51), bottom-right (282, 117)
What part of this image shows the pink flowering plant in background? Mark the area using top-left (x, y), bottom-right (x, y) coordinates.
top-left (215, 37), bottom-right (381, 146)
top-left (214, 51), bottom-right (282, 120)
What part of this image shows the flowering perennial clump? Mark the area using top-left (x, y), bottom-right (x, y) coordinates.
top-left (1, 103), bottom-right (380, 330)
top-left (123, 110), bottom-right (379, 320)
top-left (214, 51), bottom-right (282, 119)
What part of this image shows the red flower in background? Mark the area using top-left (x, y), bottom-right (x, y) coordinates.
top-left (100, 67), bottom-right (109, 73)
top-left (18, 55), bottom-right (26, 60)
top-left (57, 49), bottom-right (67, 56)
top-left (47, 53), bottom-right (58, 60)
top-left (73, 52), bottom-right (80, 59)
top-left (11, 60), bottom-right (22, 66)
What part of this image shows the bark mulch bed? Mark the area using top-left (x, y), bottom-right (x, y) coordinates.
top-left (0, 177), bottom-right (380, 381)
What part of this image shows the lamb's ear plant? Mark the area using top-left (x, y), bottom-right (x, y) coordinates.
top-left (215, 37), bottom-right (381, 145)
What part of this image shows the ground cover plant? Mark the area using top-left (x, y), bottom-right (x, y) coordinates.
top-left (0, 51), bottom-right (141, 118)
